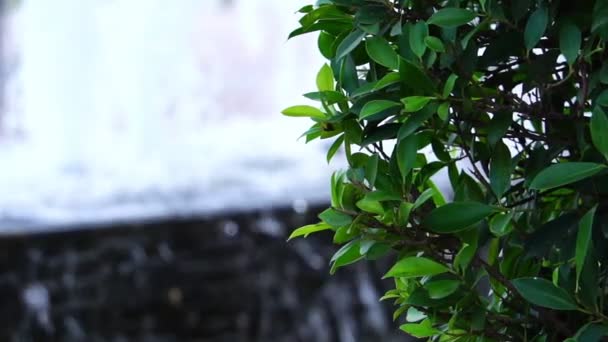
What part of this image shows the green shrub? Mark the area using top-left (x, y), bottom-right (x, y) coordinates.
top-left (284, 0), bottom-right (608, 340)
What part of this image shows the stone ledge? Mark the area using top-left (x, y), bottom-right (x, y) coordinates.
top-left (0, 205), bottom-right (409, 342)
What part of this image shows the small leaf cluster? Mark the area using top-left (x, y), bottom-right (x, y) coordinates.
top-left (284, 0), bottom-right (608, 340)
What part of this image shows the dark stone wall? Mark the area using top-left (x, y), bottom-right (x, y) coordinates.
top-left (0, 206), bottom-right (407, 342)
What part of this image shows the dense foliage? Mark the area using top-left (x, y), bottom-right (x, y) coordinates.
top-left (283, 0), bottom-right (608, 340)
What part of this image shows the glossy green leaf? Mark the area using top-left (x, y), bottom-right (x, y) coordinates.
top-left (318, 31), bottom-right (336, 59)
top-left (384, 256), bottom-right (449, 278)
top-left (373, 72), bottom-right (400, 91)
top-left (281, 105), bottom-right (326, 120)
top-left (359, 100), bottom-right (401, 119)
top-left (398, 103), bottom-right (437, 139)
top-left (571, 323), bottom-right (608, 341)
top-left (559, 22), bottom-right (581, 66)
top-left (524, 6), bottom-right (548, 50)
top-left (529, 162), bottom-right (606, 190)
top-left (427, 180), bottom-right (447, 207)
top-left (356, 196), bottom-right (384, 215)
top-left (364, 190), bottom-right (401, 202)
top-left (598, 90), bottom-right (608, 107)
top-left (336, 29), bottom-right (365, 60)
top-left (424, 202), bottom-right (496, 233)
top-left (512, 277), bottom-right (578, 310)
top-left (390, 20), bottom-right (402, 36)
top-left (330, 240), bottom-right (364, 274)
top-left (442, 74), bottom-right (458, 99)
top-left (427, 8), bottom-right (477, 28)
top-left (401, 96), bottom-right (434, 113)
top-left (326, 134), bottom-right (344, 162)
top-left (424, 280), bottom-right (460, 299)
top-left (424, 36), bottom-right (445, 53)
top-left (490, 212), bottom-right (514, 237)
top-left (399, 59), bottom-right (437, 94)
top-left (409, 21), bottom-right (428, 57)
top-left (316, 64), bottom-right (334, 92)
top-left (413, 188), bottom-right (434, 209)
top-left (591, 107), bottom-right (608, 160)
top-left (437, 102), bottom-right (450, 121)
top-left (487, 112), bottom-right (512, 146)
top-left (365, 154), bottom-right (379, 186)
top-left (576, 206), bottom-right (596, 287)
top-left (592, 1), bottom-right (608, 33)
top-left (600, 64), bottom-right (608, 84)
top-left (397, 202), bottom-right (414, 226)
top-left (297, 5), bottom-right (313, 13)
top-left (304, 91), bottom-right (347, 104)
top-left (400, 319), bottom-right (441, 338)
top-left (366, 36), bottom-right (400, 69)
top-left (288, 222), bottom-right (332, 240)
top-left (319, 208), bottom-right (353, 227)
top-left (454, 228), bottom-right (479, 273)
top-left (397, 134), bottom-right (419, 179)
top-left (489, 141), bottom-right (512, 197)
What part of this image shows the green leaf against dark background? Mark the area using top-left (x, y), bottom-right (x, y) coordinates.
top-left (487, 112), bottom-right (512, 146)
top-left (524, 6), bottom-right (548, 50)
top-left (401, 96), bottom-right (433, 113)
top-left (423, 202), bottom-right (496, 233)
top-left (288, 222), bottom-right (332, 240)
top-left (384, 256), bottom-right (448, 278)
top-left (592, 1), bottom-right (608, 33)
top-left (489, 141), bottom-right (512, 198)
top-left (597, 90), bottom-right (608, 107)
top-left (424, 36), bottom-right (445, 53)
top-left (512, 277), bottom-right (578, 310)
top-left (398, 102), bottom-right (437, 140)
top-left (409, 21), bottom-right (428, 57)
top-left (529, 162), bottom-right (606, 190)
top-left (396, 133), bottom-right (418, 179)
top-left (442, 74), bottom-right (458, 99)
top-left (591, 107), bottom-right (608, 160)
top-left (400, 319), bottom-right (440, 338)
top-left (570, 323), bottom-right (608, 341)
top-left (373, 72), bottom-right (400, 91)
top-left (559, 21), bottom-right (581, 66)
top-left (424, 279), bottom-right (460, 299)
top-left (490, 211), bottom-right (514, 237)
top-left (319, 208), bottom-right (352, 227)
top-left (575, 206), bottom-right (596, 287)
top-left (365, 36), bottom-right (400, 69)
top-left (399, 59), bottom-right (437, 94)
top-left (427, 8), bottom-right (477, 28)
top-left (600, 64), bottom-right (608, 85)
top-left (330, 240), bottom-right (364, 274)
top-left (327, 134), bottom-right (345, 162)
top-left (360, 100), bottom-right (401, 119)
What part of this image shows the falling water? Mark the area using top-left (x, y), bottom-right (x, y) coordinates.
top-left (0, 0), bottom-right (333, 229)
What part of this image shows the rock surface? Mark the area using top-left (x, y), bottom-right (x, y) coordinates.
top-left (0, 205), bottom-right (409, 342)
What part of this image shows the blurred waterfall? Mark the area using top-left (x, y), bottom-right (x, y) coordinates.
top-left (0, 0), bottom-right (331, 228)
top-left (20, 0), bottom-right (98, 169)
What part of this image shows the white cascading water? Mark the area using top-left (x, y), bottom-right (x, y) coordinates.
top-left (0, 0), bottom-right (334, 231)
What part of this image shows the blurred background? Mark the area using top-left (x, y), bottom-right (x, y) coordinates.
top-left (0, 1), bottom-right (405, 341)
